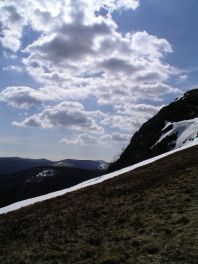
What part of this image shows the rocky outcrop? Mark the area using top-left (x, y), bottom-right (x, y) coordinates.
top-left (108, 89), bottom-right (198, 171)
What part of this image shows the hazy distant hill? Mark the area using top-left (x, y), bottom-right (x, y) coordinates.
top-left (54, 159), bottom-right (108, 171)
top-left (0, 144), bottom-right (197, 263)
top-left (0, 157), bottom-right (53, 175)
top-left (0, 157), bottom-right (108, 175)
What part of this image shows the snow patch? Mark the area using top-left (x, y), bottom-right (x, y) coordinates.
top-left (153, 118), bottom-right (198, 149)
top-left (36, 169), bottom-right (56, 178)
top-left (99, 161), bottom-right (109, 170)
top-left (0, 142), bottom-right (197, 215)
top-left (54, 161), bottom-right (73, 167)
top-left (26, 169), bottom-right (57, 183)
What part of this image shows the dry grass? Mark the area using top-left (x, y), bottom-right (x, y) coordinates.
top-left (0, 146), bottom-right (198, 263)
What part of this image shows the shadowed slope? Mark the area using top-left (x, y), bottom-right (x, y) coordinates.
top-left (0, 166), bottom-right (102, 208)
top-left (0, 145), bottom-right (198, 263)
top-left (108, 89), bottom-right (198, 172)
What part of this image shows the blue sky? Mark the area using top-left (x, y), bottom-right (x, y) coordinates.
top-left (0, 0), bottom-right (197, 161)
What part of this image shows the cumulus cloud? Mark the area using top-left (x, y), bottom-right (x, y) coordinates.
top-left (60, 133), bottom-right (101, 145)
top-left (0, 0), bottom-right (139, 51)
top-left (99, 57), bottom-right (140, 74)
top-left (111, 132), bottom-right (130, 142)
top-left (0, 84), bottom-right (95, 110)
top-left (96, 0), bottom-right (139, 11)
top-left (12, 101), bottom-right (104, 132)
top-left (0, 2), bottom-right (25, 51)
top-left (102, 103), bottom-right (164, 133)
top-left (130, 31), bottom-right (172, 58)
top-left (1, 0), bottom-right (178, 104)
top-left (0, 86), bottom-right (43, 109)
top-left (60, 131), bottom-right (130, 145)
top-left (0, 0), bottom-right (183, 149)
top-left (138, 83), bottom-right (181, 100)
top-left (101, 114), bottom-right (141, 131)
top-left (116, 103), bottom-right (162, 117)
top-left (25, 20), bottom-right (112, 66)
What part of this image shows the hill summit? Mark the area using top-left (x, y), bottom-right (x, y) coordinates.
top-left (109, 89), bottom-right (198, 171)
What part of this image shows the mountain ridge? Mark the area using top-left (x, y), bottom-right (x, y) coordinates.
top-left (108, 88), bottom-right (198, 172)
top-left (0, 157), bottom-right (108, 175)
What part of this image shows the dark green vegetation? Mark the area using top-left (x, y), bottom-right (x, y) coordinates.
top-left (0, 145), bottom-right (198, 263)
top-left (109, 89), bottom-right (198, 172)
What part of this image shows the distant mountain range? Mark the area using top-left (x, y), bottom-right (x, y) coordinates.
top-left (108, 88), bottom-right (198, 171)
top-left (54, 159), bottom-right (108, 171)
top-left (0, 157), bottom-right (53, 175)
top-left (0, 158), bottom-right (108, 208)
top-left (0, 157), bottom-right (108, 175)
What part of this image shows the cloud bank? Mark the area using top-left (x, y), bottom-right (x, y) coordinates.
top-left (0, 0), bottom-right (182, 148)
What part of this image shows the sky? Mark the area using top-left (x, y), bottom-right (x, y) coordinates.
top-left (0, 0), bottom-right (198, 162)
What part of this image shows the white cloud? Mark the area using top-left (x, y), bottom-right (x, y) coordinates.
top-left (60, 131), bottom-right (130, 145)
top-left (0, 3), bottom-right (25, 52)
top-left (0, 0), bottom-right (139, 51)
top-left (24, 20), bottom-right (112, 65)
top-left (130, 31), bottom-right (172, 58)
top-left (60, 133), bottom-right (101, 145)
top-left (116, 103), bottom-right (162, 117)
top-left (179, 74), bottom-right (188, 81)
top-left (1, 0), bottom-right (178, 106)
top-left (0, 0), bottom-right (183, 150)
top-left (3, 65), bottom-right (23, 72)
top-left (102, 103), bottom-right (164, 133)
top-left (12, 101), bottom-right (104, 132)
top-left (94, 0), bottom-right (139, 12)
top-left (137, 83), bottom-right (180, 100)
top-left (101, 114), bottom-right (141, 131)
top-left (111, 132), bottom-right (130, 142)
top-left (0, 86), bottom-right (43, 109)
top-left (0, 85), bottom-right (93, 109)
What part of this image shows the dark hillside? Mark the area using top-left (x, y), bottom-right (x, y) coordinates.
top-left (0, 145), bottom-right (198, 263)
top-left (108, 89), bottom-right (198, 172)
top-left (0, 166), bottom-right (102, 208)
top-left (0, 157), bottom-right (53, 175)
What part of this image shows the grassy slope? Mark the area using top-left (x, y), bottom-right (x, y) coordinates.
top-left (0, 146), bottom-right (198, 264)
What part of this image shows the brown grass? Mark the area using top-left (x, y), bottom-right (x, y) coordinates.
top-left (0, 145), bottom-right (198, 263)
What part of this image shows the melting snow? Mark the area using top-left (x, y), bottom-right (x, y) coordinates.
top-left (0, 142), bottom-right (197, 215)
top-left (154, 118), bottom-right (198, 149)
top-left (54, 161), bottom-right (73, 167)
top-left (99, 161), bottom-right (109, 170)
top-left (36, 169), bottom-right (56, 178)
top-left (26, 169), bottom-right (57, 183)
